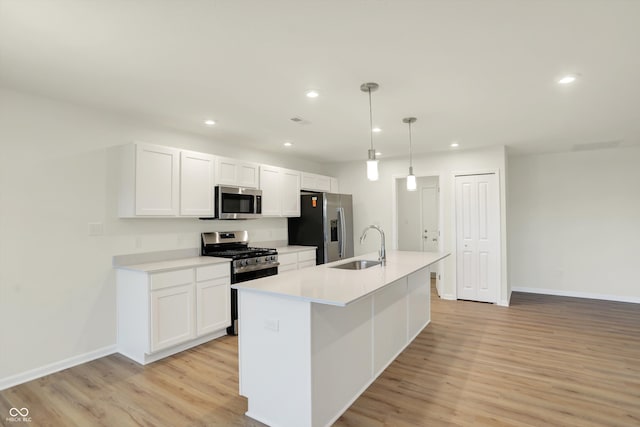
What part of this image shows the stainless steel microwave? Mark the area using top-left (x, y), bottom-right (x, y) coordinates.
top-left (213, 186), bottom-right (262, 219)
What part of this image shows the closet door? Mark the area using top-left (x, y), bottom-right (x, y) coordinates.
top-left (455, 173), bottom-right (500, 303)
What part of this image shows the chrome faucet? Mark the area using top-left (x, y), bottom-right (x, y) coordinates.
top-left (360, 225), bottom-right (386, 264)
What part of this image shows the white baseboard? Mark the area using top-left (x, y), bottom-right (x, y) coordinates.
top-left (512, 287), bottom-right (640, 304)
top-left (0, 345), bottom-right (117, 391)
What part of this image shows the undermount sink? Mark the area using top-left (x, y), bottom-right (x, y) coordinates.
top-left (330, 260), bottom-right (381, 270)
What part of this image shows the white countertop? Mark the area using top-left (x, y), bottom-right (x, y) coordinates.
top-left (115, 256), bottom-right (230, 273)
top-left (232, 250), bottom-right (449, 306)
top-left (275, 245), bottom-right (317, 254)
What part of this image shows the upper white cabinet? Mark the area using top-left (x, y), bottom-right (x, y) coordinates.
top-left (180, 150), bottom-right (215, 217)
top-left (301, 173), bottom-right (331, 192)
top-left (259, 165), bottom-right (301, 217)
top-left (216, 157), bottom-right (260, 188)
top-left (119, 143), bottom-right (180, 217)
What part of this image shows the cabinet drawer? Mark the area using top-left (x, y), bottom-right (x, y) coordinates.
top-left (298, 250), bottom-right (316, 262)
top-left (278, 253), bottom-right (298, 266)
top-left (298, 260), bottom-right (316, 269)
top-left (150, 268), bottom-right (193, 291)
top-left (197, 263), bottom-right (230, 282)
top-left (278, 263), bottom-right (298, 273)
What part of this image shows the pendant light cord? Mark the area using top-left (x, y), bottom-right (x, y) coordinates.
top-left (368, 88), bottom-right (374, 151)
top-left (408, 120), bottom-right (413, 168)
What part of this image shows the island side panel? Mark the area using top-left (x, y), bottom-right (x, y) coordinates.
top-left (310, 295), bottom-right (373, 427)
top-left (407, 266), bottom-right (431, 341)
top-left (238, 290), bottom-right (313, 427)
top-left (373, 277), bottom-right (410, 376)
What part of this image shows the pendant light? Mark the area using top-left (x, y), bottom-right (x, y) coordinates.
top-left (360, 82), bottom-right (379, 181)
top-left (403, 117), bottom-right (417, 191)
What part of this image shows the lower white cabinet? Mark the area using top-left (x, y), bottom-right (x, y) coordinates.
top-left (196, 276), bottom-right (231, 336)
top-left (151, 283), bottom-right (196, 352)
top-left (117, 262), bottom-right (231, 364)
top-left (278, 249), bottom-right (317, 273)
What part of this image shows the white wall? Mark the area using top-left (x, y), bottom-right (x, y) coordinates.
top-left (508, 147), bottom-right (640, 302)
top-left (0, 87), bottom-right (328, 387)
top-left (326, 146), bottom-right (508, 305)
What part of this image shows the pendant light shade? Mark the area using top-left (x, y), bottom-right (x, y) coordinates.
top-left (367, 149), bottom-right (379, 181)
top-left (403, 117), bottom-right (417, 191)
top-left (406, 169), bottom-right (417, 191)
top-left (361, 82), bottom-right (379, 181)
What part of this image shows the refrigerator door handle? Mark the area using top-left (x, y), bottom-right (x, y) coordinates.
top-left (338, 207), bottom-right (346, 258)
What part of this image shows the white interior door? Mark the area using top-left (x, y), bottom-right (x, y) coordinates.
top-left (421, 187), bottom-right (439, 252)
top-left (455, 173), bottom-right (500, 303)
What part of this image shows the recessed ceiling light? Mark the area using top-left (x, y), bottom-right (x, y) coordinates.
top-left (375, 152), bottom-right (382, 156)
top-left (204, 119), bottom-right (216, 126)
top-left (558, 74), bottom-right (579, 85)
top-left (450, 142), bottom-right (459, 148)
top-left (305, 90), bottom-right (319, 98)
top-left (372, 127), bottom-right (382, 133)
top-left (283, 142), bottom-right (293, 147)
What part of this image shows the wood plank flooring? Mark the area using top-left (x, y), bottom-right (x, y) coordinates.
top-left (2, 288), bottom-right (639, 426)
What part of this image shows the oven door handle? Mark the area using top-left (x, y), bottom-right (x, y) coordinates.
top-left (234, 262), bottom-right (280, 274)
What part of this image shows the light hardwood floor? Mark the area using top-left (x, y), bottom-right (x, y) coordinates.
top-left (2, 288), bottom-right (639, 426)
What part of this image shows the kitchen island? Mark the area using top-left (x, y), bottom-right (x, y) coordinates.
top-left (233, 250), bottom-right (449, 427)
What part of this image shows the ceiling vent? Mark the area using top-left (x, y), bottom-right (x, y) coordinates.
top-left (290, 116), bottom-right (310, 125)
top-left (571, 140), bottom-right (622, 152)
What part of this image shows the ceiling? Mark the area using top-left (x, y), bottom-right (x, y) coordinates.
top-left (1, 0), bottom-right (639, 163)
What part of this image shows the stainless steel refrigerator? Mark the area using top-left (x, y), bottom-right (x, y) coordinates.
top-left (288, 193), bottom-right (354, 265)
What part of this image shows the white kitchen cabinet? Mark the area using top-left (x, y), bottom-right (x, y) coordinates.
top-left (216, 156), bottom-right (260, 188)
top-left (278, 253), bottom-right (298, 272)
top-left (297, 249), bottom-right (317, 269)
top-left (116, 261), bottom-right (231, 365)
top-left (301, 173), bottom-right (332, 192)
top-left (196, 264), bottom-right (231, 336)
top-left (180, 150), bottom-right (215, 217)
top-left (259, 165), bottom-right (301, 217)
top-left (281, 169), bottom-right (301, 216)
top-left (151, 281), bottom-right (196, 352)
top-left (277, 249), bottom-right (317, 274)
top-left (118, 143), bottom-right (180, 217)
top-left (260, 165), bottom-right (300, 217)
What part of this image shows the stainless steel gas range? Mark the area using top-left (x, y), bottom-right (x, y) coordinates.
top-left (201, 231), bottom-right (278, 335)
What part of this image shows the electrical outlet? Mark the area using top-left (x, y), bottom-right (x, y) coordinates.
top-left (264, 319), bottom-right (279, 332)
top-left (88, 222), bottom-right (104, 236)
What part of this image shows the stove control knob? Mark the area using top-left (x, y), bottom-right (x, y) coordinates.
top-left (240, 260), bottom-right (248, 267)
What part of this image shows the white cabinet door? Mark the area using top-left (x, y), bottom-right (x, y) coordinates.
top-left (150, 283), bottom-right (196, 352)
top-left (180, 150), bottom-right (215, 216)
top-left (260, 166), bottom-right (301, 217)
top-left (259, 165), bottom-right (282, 216)
top-left (302, 173), bottom-right (331, 192)
top-left (135, 143), bottom-right (180, 216)
top-left (281, 169), bottom-right (301, 217)
top-left (196, 277), bottom-right (230, 336)
top-left (216, 157), bottom-right (259, 188)
top-left (301, 173), bottom-right (317, 191)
